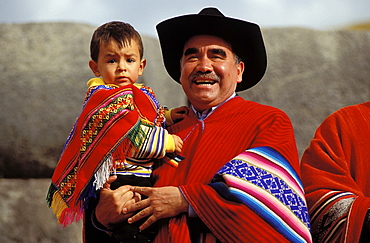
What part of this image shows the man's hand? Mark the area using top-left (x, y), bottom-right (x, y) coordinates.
top-left (95, 175), bottom-right (140, 229)
top-left (123, 186), bottom-right (189, 230)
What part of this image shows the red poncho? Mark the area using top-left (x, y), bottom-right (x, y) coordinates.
top-left (301, 102), bottom-right (370, 242)
top-left (152, 96), bottom-right (310, 243)
top-left (47, 84), bottom-right (165, 226)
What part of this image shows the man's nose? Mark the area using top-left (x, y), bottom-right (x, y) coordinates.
top-left (196, 57), bottom-right (213, 73)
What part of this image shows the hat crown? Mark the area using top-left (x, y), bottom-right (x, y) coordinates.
top-left (157, 7), bottom-right (267, 91)
top-left (198, 7), bottom-right (225, 17)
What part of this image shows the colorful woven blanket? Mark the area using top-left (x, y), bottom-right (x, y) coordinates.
top-left (210, 147), bottom-right (312, 243)
top-left (46, 83), bottom-right (163, 226)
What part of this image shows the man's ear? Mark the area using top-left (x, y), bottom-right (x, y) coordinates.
top-left (89, 60), bottom-right (100, 77)
top-left (236, 61), bottom-right (245, 83)
top-left (138, 59), bottom-right (147, 76)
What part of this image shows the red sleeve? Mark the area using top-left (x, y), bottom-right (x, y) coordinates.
top-left (181, 183), bottom-right (295, 242)
top-left (301, 103), bottom-right (370, 242)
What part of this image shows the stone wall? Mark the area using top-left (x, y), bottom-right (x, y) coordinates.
top-left (0, 23), bottom-right (368, 242)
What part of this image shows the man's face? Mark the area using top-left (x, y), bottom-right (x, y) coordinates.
top-left (180, 35), bottom-right (244, 112)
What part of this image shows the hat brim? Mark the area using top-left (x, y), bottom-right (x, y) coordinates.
top-left (156, 13), bottom-right (267, 92)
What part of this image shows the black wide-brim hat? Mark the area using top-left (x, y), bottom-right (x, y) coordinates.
top-left (156, 7), bottom-right (267, 92)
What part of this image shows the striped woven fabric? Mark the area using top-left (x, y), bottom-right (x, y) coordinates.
top-left (127, 121), bottom-right (167, 159)
top-left (211, 147), bottom-right (312, 243)
top-left (46, 83), bottom-right (164, 227)
top-left (308, 191), bottom-right (356, 242)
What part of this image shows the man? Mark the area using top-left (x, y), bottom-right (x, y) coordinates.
top-left (301, 102), bottom-right (370, 242)
top-left (91, 7), bottom-right (312, 243)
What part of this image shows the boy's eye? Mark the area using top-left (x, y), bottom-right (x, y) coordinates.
top-left (127, 58), bottom-right (135, 63)
top-left (108, 59), bottom-right (116, 63)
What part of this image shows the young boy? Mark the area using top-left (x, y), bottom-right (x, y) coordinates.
top-left (47, 21), bottom-right (186, 241)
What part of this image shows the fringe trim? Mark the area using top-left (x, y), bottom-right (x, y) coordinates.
top-left (93, 155), bottom-right (113, 190)
top-left (58, 204), bottom-right (84, 227)
top-left (46, 184), bottom-right (67, 221)
top-left (46, 184), bottom-right (83, 227)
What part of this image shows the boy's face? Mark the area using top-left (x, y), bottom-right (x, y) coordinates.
top-left (89, 40), bottom-right (146, 87)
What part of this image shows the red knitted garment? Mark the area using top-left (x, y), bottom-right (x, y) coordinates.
top-left (301, 102), bottom-right (370, 242)
top-left (153, 96), bottom-right (301, 243)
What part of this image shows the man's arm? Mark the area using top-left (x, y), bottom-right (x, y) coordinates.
top-left (183, 146), bottom-right (312, 243)
top-left (123, 147), bottom-right (312, 243)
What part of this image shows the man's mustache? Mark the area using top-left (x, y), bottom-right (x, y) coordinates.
top-left (190, 72), bottom-right (220, 82)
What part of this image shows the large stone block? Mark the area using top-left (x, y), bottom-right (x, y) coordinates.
top-left (240, 28), bottom-right (369, 155)
top-left (0, 22), bottom-right (369, 243)
top-left (0, 179), bottom-right (82, 243)
top-left (0, 23), bottom-right (368, 179)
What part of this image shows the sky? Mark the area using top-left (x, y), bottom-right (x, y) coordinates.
top-left (0, 0), bottom-right (369, 38)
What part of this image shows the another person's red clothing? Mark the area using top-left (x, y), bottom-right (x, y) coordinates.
top-left (301, 102), bottom-right (370, 242)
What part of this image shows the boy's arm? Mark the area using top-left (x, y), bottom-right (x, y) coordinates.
top-left (127, 123), bottom-right (179, 159)
top-left (164, 106), bottom-right (188, 126)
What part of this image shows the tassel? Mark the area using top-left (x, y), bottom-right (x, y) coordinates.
top-left (48, 191), bottom-right (69, 225)
top-left (58, 202), bottom-right (84, 227)
top-left (93, 155), bottom-right (113, 190)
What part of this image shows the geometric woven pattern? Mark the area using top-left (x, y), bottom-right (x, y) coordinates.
top-left (218, 158), bottom-right (311, 226)
top-left (214, 147), bottom-right (312, 242)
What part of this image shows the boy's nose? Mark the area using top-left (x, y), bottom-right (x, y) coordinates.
top-left (117, 62), bottom-right (126, 71)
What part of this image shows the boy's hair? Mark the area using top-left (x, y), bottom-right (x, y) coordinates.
top-left (90, 21), bottom-right (144, 62)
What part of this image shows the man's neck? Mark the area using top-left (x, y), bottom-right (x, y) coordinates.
top-left (191, 93), bottom-right (237, 119)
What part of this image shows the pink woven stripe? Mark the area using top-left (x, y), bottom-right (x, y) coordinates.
top-left (238, 151), bottom-right (305, 196)
top-left (224, 174), bottom-right (311, 241)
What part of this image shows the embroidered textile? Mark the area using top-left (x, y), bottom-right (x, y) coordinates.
top-left (212, 147), bottom-right (311, 243)
top-left (46, 83), bottom-right (164, 226)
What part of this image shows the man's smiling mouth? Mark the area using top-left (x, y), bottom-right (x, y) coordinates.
top-left (191, 73), bottom-right (220, 85)
top-left (193, 80), bottom-right (217, 85)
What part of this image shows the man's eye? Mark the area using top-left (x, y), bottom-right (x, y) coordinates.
top-left (212, 55), bottom-right (223, 59)
top-left (186, 56), bottom-right (197, 61)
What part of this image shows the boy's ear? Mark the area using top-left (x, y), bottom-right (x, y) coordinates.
top-left (138, 59), bottom-right (147, 76)
top-left (89, 60), bottom-right (100, 77)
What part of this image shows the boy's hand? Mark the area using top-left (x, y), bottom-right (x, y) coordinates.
top-left (171, 106), bottom-right (188, 123)
top-left (172, 134), bottom-right (183, 153)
